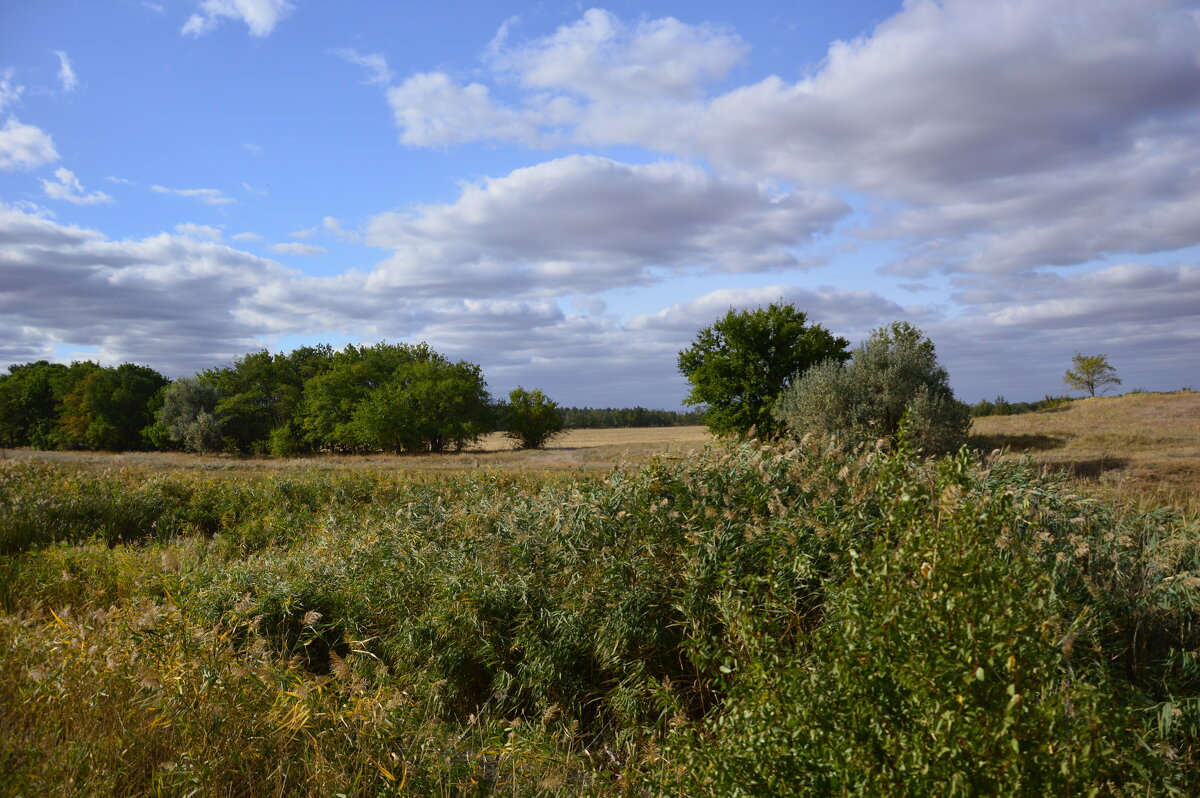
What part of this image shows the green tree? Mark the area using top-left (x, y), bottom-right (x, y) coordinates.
top-left (678, 302), bottom-right (849, 438)
top-left (504, 386), bottom-right (564, 449)
top-left (1064, 353), bottom-right (1121, 397)
top-left (297, 342), bottom-right (442, 452)
top-left (153, 376), bottom-right (223, 452)
top-left (57, 363), bottom-right (168, 451)
top-left (350, 359), bottom-right (493, 453)
top-left (775, 321), bottom-right (970, 455)
top-left (205, 345), bottom-right (334, 453)
top-left (0, 360), bottom-right (97, 448)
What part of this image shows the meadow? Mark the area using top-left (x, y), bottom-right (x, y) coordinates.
top-left (2, 399), bottom-right (1199, 795)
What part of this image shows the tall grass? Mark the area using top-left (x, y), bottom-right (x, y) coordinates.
top-left (1, 440), bottom-right (1197, 795)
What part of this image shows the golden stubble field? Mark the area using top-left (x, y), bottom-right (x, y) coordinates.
top-left (971, 390), bottom-right (1200, 507)
top-left (1, 425), bottom-right (713, 475)
top-left (4, 392), bottom-right (1196, 508)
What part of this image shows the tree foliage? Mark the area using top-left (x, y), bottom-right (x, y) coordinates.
top-left (1064, 353), bottom-right (1121, 397)
top-left (154, 376), bottom-right (223, 453)
top-left (678, 302), bottom-right (850, 438)
top-left (56, 363), bottom-right (168, 451)
top-left (504, 386), bottom-right (564, 449)
top-left (350, 359), bottom-right (493, 453)
top-left (776, 321), bottom-right (971, 455)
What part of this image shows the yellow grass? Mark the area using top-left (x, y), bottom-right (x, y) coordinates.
top-left (0, 425), bottom-right (713, 476)
top-left (971, 390), bottom-right (1200, 509)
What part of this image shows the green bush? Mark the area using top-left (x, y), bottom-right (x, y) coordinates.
top-left (2, 444), bottom-right (1197, 794)
top-left (776, 321), bottom-right (971, 455)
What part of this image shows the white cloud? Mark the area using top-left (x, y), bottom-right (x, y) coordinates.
top-left (387, 2), bottom-right (1200, 277)
top-left (364, 155), bottom-right (846, 296)
top-left (387, 72), bottom-right (553, 148)
top-left (489, 8), bottom-right (747, 103)
top-left (53, 51), bottom-right (77, 92)
top-left (269, 242), bottom-right (327, 256)
top-left (241, 181), bottom-right (267, 195)
top-left (288, 226), bottom-right (316, 240)
top-left (174, 223), bottom-right (223, 241)
top-left (387, 9), bottom-right (746, 149)
top-left (0, 69), bottom-right (23, 113)
top-left (150, 185), bottom-right (236, 205)
top-left (41, 168), bottom-right (113, 205)
top-left (0, 117), bottom-right (59, 170)
top-left (181, 0), bottom-right (294, 38)
top-left (629, 285), bottom-right (907, 339)
top-left (106, 175), bottom-right (136, 185)
top-left (242, 143), bottom-right (262, 156)
top-left (231, 231), bottom-right (263, 242)
top-left (0, 203), bottom-right (294, 374)
top-left (333, 48), bottom-right (394, 86)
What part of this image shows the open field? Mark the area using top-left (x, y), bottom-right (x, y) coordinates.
top-left (971, 390), bottom-right (1200, 508)
top-left (0, 425), bottom-right (712, 476)
top-left (3, 405), bottom-right (1200, 794)
top-left (3, 437), bottom-right (1198, 795)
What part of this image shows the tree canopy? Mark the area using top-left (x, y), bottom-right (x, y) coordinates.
top-left (504, 386), bottom-right (565, 449)
top-left (775, 321), bottom-right (970, 455)
top-left (1064, 353), bottom-right (1121, 397)
top-left (677, 302), bottom-right (849, 438)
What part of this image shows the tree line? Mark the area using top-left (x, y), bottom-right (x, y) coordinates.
top-left (554, 405), bottom-right (704, 428)
top-left (0, 342), bottom-right (585, 454)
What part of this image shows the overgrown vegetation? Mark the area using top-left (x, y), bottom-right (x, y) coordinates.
top-left (776, 321), bottom-right (971, 455)
top-left (2, 436), bottom-right (1197, 795)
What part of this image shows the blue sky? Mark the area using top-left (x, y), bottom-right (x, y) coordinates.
top-left (1, 0), bottom-right (1197, 408)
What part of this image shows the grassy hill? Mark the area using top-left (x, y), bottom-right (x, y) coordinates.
top-left (971, 390), bottom-right (1200, 508)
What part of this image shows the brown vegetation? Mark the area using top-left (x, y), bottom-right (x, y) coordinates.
top-left (971, 390), bottom-right (1200, 509)
top-left (0, 425), bottom-right (712, 476)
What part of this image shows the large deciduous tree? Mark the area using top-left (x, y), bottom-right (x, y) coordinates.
top-left (677, 302), bottom-right (849, 438)
top-left (351, 359), bottom-right (494, 453)
top-left (1063, 353), bottom-right (1121, 397)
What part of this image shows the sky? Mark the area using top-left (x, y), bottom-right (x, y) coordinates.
top-left (0, 0), bottom-right (1197, 408)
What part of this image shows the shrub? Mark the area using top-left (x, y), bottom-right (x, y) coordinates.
top-left (504, 386), bottom-right (565, 449)
top-left (776, 321), bottom-right (970, 454)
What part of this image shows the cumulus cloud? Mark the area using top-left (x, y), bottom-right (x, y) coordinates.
top-left (181, 0), bottom-right (294, 37)
top-left (41, 168), bottom-right (113, 205)
top-left (150, 185), bottom-right (235, 205)
top-left (231, 231), bottom-right (263, 242)
top-left (0, 117), bottom-right (59, 170)
top-left (387, 2), bottom-right (1200, 277)
top-left (0, 204), bottom-right (295, 374)
top-left (269, 242), bottom-right (327, 256)
top-left (387, 9), bottom-right (745, 148)
top-left (364, 155), bottom-right (846, 296)
top-left (53, 51), bottom-right (77, 92)
top-left (489, 8), bottom-right (747, 103)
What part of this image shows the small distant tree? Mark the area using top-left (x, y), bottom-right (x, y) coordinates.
top-left (1064, 353), bottom-right (1121, 397)
top-left (678, 303), bottom-right (850, 439)
top-left (504, 386), bottom-right (564, 449)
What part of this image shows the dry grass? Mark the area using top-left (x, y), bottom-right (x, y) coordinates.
top-left (0, 425), bottom-right (712, 476)
top-left (971, 390), bottom-right (1200, 509)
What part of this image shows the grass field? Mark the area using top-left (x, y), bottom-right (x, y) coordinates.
top-left (1, 425), bottom-right (712, 475)
top-left (971, 390), bottom-right (1200, 508)
top-left (2, 406), bottom-right (1199, 794)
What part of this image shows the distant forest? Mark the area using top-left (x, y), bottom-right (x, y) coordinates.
top-left (0, 343), bottom-right (700, 455)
